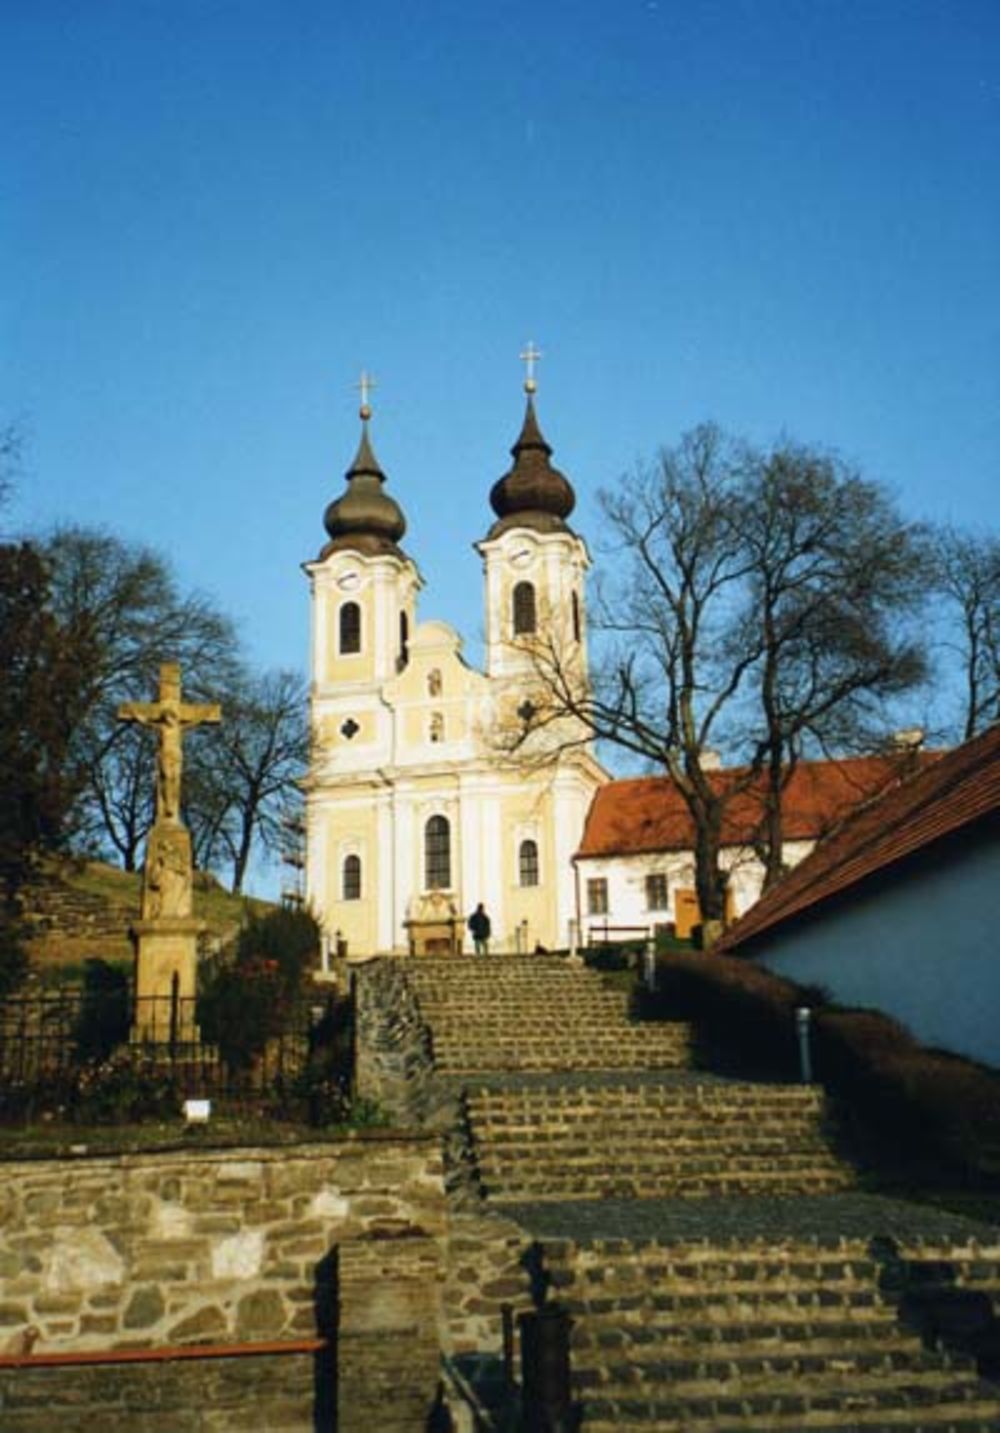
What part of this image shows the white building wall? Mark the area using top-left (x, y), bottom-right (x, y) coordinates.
top-left (755, 831), bottom-right (1000, 1070)
top-left (575, 838), bottom-right (823, 943)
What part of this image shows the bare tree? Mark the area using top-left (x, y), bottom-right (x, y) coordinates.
top-left (515, 425), bottom-right (928, 933)
top-left (186, 668), bottom-right (309, 894)
top-left (731, 444), bottom-right (927, 889)
top-left (42, 526), bottom-right (240, 866)
top-left (931, 528), bottom-right (1000, 740)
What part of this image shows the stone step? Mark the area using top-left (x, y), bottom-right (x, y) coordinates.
top-left (467, 1084), bottom-right (824, 1108)
top-left (468, 1104), bottom-right (832, 1127)
top-left (574, 1344), bottom-right (978, 1392)
top-left (580, 1388), bottom-right (1000, 1432)
top-left (477, 1140), bottom-right (845, 1169)
top-left (440, 1055), bottom-right (692, 1073)
top-left (435, 1037), bottom-right (693, 1048)
top-left (571, 1320), bottom-right (920, 1356)
top-left (440, 1051), bottom-right (693, 1070)
top-left (484, 1169), bottom-right (857, 1202)
top-left (471, 1124), bottom-right (834, 1145)
top-left (578, 1378), bottom-right (1000, 1422)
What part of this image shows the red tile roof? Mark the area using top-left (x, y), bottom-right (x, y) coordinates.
top-left (575, 753), bottom-right (935, 860)
top-left (715, 722), bottom-right (1000, 955)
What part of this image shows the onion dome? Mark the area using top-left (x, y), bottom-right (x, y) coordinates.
top-left (321, 402), bottom-right (407, 559)
top-left (486, 391), bottom-right (576, 540)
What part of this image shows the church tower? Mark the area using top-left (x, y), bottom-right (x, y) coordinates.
top-left (477, 350), bottom-right (590, 687)
top-left (303, 361), bottom-right (606, 963)
top-left (303, 384), bottom-right (421, 953)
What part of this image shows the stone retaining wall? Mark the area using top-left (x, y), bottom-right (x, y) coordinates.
top-left (353, 958), bottom-right (439, 1124)
top-left (0, 1350), bottom-right (319, 1433)
top-left (0, 1133), bottom-right (445, 1431)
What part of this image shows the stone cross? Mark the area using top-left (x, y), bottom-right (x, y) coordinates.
top-left (118, 663), bottom-right (221, 825)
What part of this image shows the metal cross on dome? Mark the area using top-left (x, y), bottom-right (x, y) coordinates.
top-left (520, 341), bottom-right (542, 393)
top-left (356, 369), bottom-right (377, 416)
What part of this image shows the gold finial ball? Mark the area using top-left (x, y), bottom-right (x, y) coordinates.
top-left (524, 378), bottom-right (537, 394)
top-left (359, 404), bottom-right (372, 421)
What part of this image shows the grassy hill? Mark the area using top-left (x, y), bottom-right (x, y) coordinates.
top-left (20, 856), bottom-right (273, 980)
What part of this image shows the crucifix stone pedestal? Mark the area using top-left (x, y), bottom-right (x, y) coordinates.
top-left (118, 662), bottom-right (221, 1044)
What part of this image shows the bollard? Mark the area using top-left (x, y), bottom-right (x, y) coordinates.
top-left (519, 1305), bottom-right (573, 1432)
top-left (796, 1006), bottom-right (813, 1084)
top-left (644, 937), bottom-right (657, 992)
top-left (501, 1303), bottom-right (515, 1390)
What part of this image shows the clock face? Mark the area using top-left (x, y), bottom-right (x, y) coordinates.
top-left (511, 547), bottom-right (533, 569)
top-left (337, 570), bottom-right (360, 592)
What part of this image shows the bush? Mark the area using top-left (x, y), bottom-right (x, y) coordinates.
top-left (814, 1008), bottom-right (1000, 1178)
top-left (233, 906), bottom-right (320, 992)
top-left (73, 958), bottom-right (130, 1063)
top-left (71, 1050), bottom-right (181, 1124)
top-left (638, 948), bottom-right (804, 1077)
top-left (198, 907), bottom-right (322, 1073)
top-left (637, 948), bottom-right (1000, 1182)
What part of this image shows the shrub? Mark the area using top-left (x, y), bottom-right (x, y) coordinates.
top-left (198, 907), bottom-right (321, 1073)
top-left (73, 958), bottom-right (130, 1063)
top-left (233, 906), bottom-right (320, 993)
top-left (638, 948), bottom-right (803, 1077)
top-left (71, 1050), bottom-right (180, 1124)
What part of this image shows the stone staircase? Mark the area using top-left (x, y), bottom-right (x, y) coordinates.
top-left (465, 1081), bottom-right (856, 1202)
top-left (544, 1235), bottom-right (1000, 1431)
top-left (387, 954), bottom-right (1000, 1429)
top-left (405, 955), bottom-right (691, 1073)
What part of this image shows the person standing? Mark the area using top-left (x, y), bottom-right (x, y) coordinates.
top-left (468, 902), bottom-right (491, 956)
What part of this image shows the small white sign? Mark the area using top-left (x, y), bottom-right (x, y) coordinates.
top-left (184, 1099), bottom-right (211, 1123)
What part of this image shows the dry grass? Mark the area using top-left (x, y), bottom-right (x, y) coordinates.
top-left (23, 857), bottom-right (273, 975)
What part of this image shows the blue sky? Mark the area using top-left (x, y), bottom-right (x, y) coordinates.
top-left (4, 0), bottom-right (999, 689)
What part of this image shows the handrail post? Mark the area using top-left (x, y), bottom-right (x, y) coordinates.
top-left (796, 1006), bottom-right (813, 1084)
top-left (519, 1305), bottom-right (573, 1432)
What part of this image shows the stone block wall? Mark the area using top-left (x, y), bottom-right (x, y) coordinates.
top-left (0, 1350), bottom-right (319, 1432)
top-left (0, 1133), bottom-right (445, 1431)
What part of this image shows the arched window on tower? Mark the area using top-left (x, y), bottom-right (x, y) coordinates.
top-left (339, 601), bottom-right (361, 655)
top-left (572, 590), bottom-right (581, 643)
top-left (513, 581), bottom-right (537, 636)
top-left (342, 854), bottom-right (362, 901)
top-left (398, 610), bottom-right (409, 671)
top-left (425, 815), bottom-right (451, 889)
top-left (519, 839), bottom-right (539, 887)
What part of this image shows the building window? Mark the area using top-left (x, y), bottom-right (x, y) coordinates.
top-left (339, 601), bottom-right (361, 655)
top-left (398, 611), bottom-right (409, 670)
top-left (342, 854), bottom-right (362, 901)
top-left (519, 839), bottom-right (539, 887)
top-left (425, 815), bottom-right (451, 889)
top-left (572, 590), bottom-right (581, 642)
top-left (429, 712), bottom-right (444, 743)
top-left (645, 872), bottom-right (669, 910)
top-left (587, 878), bottom-right (608, 916)
top-left (512, 581), bottom-right (537, 636)
top-left (427, 668), bottom-right (442, 697)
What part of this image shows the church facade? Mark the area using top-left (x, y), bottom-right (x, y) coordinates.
top-left (303, 374), bottom-right (607, 958)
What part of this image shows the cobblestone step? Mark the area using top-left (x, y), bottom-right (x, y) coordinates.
top-left (580, 1384), bottom-right (1000, 1431)
top-left (571, 1320), bottom-right (919, 1355)
top-left (488, 1170), bottom-right (856, 1202)
top-left (437, 1048), bottom-right (691, 1073)
top-left (537, 1235), bottom-right (1000, 1430)
top-left (577, 1344), bottom-right (978, 1391)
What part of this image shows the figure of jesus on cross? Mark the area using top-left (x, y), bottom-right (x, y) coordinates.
top-left (118, 663), bottom-right (221, 826)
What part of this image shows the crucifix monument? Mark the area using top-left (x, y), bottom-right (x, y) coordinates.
top-left (118, 663), bottom-right (221, 1041)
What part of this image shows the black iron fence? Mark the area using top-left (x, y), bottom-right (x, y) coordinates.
top-left (0, 986), bottom-right (354, 1125)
